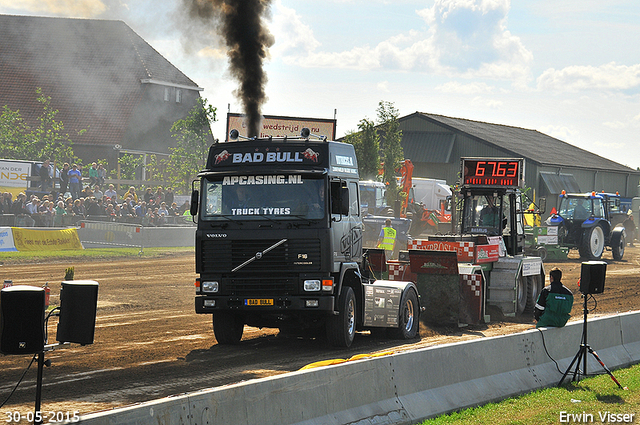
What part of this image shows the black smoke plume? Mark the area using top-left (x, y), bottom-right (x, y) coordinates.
top-left (185, 0), bottom-right (274, 138)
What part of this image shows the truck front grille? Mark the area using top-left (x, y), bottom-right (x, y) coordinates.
top-left (225, 276), bottom-right (298, 296)
top-left (200, 238), bottom-right (321, 273)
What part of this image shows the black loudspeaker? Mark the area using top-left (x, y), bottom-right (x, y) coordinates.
top-left (56, 280), bottom-right (99, 345)
top-left (0, 286), bottom-right (45, 355)
top-left (580, 261), bottom-right (607, 294)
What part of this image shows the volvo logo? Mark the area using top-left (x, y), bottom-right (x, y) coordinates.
top-left (206, 233), bottom-right (228, 238)
top-left (256, 252), bottom-right (263, 259)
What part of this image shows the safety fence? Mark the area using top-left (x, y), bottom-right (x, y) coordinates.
top-left (0, 213), bottom-right (195, 228)
top-left (76, 221), bottom-right (195, 250)
top-left (77, 221), bottom-right (145, 254)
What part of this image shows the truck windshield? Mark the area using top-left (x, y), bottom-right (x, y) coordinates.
top-left (359, 183), bottom-right (387, 215)
top-left (201, 175), bottom-right (325, 220)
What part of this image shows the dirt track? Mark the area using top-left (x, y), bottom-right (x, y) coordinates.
top-left (1, 246), bottom-right (639, 419)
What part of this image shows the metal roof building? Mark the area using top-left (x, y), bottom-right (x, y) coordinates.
top-left (399, 112), bottom-right (640, 211)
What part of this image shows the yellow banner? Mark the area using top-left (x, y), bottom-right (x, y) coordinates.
top-left (11, 227), bottom-right (84, 251)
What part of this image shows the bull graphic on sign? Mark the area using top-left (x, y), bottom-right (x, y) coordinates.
top-left (215, 150), bottom-right (231, 165)
top-left (302, 148), bottom-right (319, 162)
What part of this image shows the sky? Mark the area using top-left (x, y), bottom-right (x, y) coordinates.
top-left (2, 0), bottom-right (640, 170)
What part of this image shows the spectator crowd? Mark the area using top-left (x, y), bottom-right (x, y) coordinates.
top-left (0, 161), bottom-right (191, 227)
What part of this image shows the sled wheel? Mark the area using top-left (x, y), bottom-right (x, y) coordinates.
top-left (390, 288), bottom-right (419, 339)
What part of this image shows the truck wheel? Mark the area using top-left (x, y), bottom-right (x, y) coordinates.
top-left (611, 230), bottom-right (625, 261)
top-left (579, 225), bottom-right (605, 260)
top-left (525, 275), bottom-right (543, 313)
top-left (213, 312), bottom-right (244, 345)
top-left (516, 274), bottom-right (528, 315)
top-left (390, 288), bottom-right (419, 339)
top-left (326, 286), bottom-right (356, 348)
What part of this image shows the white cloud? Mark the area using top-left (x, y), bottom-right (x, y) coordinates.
top-left (537, 62), bottom-right (640, 92)
top-left (270, 0), bottom-right (320, 59)
top-left (602, 121), bottom-right (626, 130)
top-left (276, 0), bottom-right (532, 84)
top-left (435, 81), bottom-right (494, 94)
top-left (377, 81), bottom-right (390, 92)
top-left (0, 0), bottom-right (106, 17)
top-left (594, 140), bottom-right (626, 150)
top-left (538, 124), bottom-right (579, 143)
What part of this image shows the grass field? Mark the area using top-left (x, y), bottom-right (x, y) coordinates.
top-left (422, 363), bottom-right (640, 424)
top-left (0, 246), bottom-right (194, 264)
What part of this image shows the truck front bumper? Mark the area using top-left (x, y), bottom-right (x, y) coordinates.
top-left (195, 295), bottom-right (335, 314)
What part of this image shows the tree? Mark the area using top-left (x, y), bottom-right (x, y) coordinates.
top-left (118, 153), bottom-right (144, 180)
top-left (376, 101), bottom-right (404, 206)
top-left (0, 106), bottom-right (30, 159)
top-left (146, 97), bottom-right (217, 194)
top-left (30, 87), bottom-right (79, 164)
top-left (343, 118), bottom-right (380, 181)
top-left (0, 87), bottom-right (79, 165)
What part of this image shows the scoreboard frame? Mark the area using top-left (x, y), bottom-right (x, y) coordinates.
top-left (461, 158), bottom-right (525, 189)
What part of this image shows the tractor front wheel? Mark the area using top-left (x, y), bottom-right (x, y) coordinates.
top-left (579, 225), bottom-right (605, 260)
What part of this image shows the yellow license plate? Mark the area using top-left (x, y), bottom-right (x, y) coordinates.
top-left (245, 298), bottom-right (274, 306)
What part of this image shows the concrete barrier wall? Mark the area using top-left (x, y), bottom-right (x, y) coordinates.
top-left (78, 311), bottom-right (640, 425)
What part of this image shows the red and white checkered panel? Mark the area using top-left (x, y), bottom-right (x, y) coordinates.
top-left (408, 240), bottom-right (430, 250)
top-left (387, 261), bottom-right (417, 282)
top-left (460, 273), bottom-right (483, 324)
top-left (409, 240), bottom-right (475, 262)
top-left (462, 274), bottom-right (482, 297)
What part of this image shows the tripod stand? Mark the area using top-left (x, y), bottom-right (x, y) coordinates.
top-left (558, 293), bottom-right (625, 388)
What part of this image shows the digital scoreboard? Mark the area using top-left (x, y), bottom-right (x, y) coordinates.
top-left (461, 158), bottom-right (524, 188)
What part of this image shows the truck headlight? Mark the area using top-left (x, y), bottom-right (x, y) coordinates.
top-left (303, 280), bottom-right (321, 291)
top-left (202, 281), bottom-right (219, 293)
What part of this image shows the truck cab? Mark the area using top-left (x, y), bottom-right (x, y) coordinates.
top-left (191, 130), bottom-right (419, 347)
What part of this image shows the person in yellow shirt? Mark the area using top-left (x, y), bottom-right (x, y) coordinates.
top-left (377, 218), bottom-right (397, 260)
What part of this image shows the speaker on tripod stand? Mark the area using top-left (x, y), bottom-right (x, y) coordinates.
top-left (579, 260), bottom-right (606, 295)
top-left (0, 285), bottom-right (45, 355)
top-left (559, 261), bottom-right (624, 388)
top-left (56, 280), bottom-right (99, 345)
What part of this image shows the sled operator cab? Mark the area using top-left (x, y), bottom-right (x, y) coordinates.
top-left (425, 158), bottom-right (545, 317)
top-left (459, 158), bottom-right (527, 256)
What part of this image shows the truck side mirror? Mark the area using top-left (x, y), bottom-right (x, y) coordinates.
top-left (340, 186), bottom-right (350, 215)
top-left (190, 190), bottom-right (199, 216)
top-left (330, 181), bottom-right (349, 218)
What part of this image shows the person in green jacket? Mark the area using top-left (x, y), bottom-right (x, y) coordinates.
top-left (534, 267), bottom-right (574, 328)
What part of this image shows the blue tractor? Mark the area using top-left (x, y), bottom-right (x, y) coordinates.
top-left (548, 191), bottom-right (626, 260)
